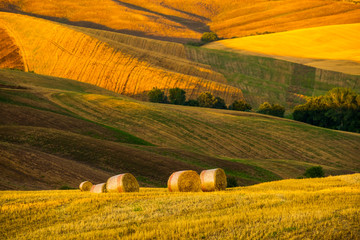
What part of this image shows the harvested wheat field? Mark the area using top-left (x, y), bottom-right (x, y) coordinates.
top-left (1, 174), bottom-right (359, 239)
top-left (1, 0), bottom-right (359, 42)
top-left (205, 23), bottom-right (360, 75)
top-left (1, 10), bottom-right (359, 108)
top-left (0, 12), bottom-right (243, 104)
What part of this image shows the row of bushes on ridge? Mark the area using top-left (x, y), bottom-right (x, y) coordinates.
top-left (293, 88), bottom-right (360, 132)
top-left (148, 87), bottom-right (285, 117)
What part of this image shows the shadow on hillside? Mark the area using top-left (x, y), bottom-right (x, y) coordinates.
top-left (159, 2), bottom-right (210, 22)
top-left (0, 9), bottom-right (199, 43)
top-left (111, 0), bottom-right (210, 33)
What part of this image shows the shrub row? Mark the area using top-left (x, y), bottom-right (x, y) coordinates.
top-left (147, 88), bottom-right (286, 117)
top-left (293, 88), bottom-right (360, 133)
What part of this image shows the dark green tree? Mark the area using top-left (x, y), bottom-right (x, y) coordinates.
top-left (184, 99), bottom-right (199, 106)
top-left (197, 92), bottom-right (226, 109)
top-left (201, 32), bottom-right (219, 43)
top-left (148, 87), bottom-right (167, 103)
top-left (293, 88), bottom-right (360, 132)
top-left (271, 104), bottom-right (286, 117)
top-left (197, 92), bottom-right (215, 108)
top-left (304, 166), bottom-right (325, 178)
top-left (230, 99), bottom-right (252, 111)
top-left (169, 88), bottom-right (186, 105)
top-left (257, 102), bottom-right (285, 117)
top-left (213, 97), bottom-right (227, 109)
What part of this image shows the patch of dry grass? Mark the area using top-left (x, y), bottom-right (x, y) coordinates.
top-left (1, 174), bottom-right (359, 239)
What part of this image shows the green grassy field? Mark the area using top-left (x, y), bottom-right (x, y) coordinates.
top-left (1, 174), bottom-right (359, 239)
top-left (0, 69), bottom-right (359, 190)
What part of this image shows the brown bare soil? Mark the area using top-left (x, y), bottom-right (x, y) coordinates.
top-left (0, 125), bottom-right (265, 190)
top-left (0, 142), bottom-right (112, 190)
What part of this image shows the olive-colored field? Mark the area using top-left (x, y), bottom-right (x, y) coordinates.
top-left (205, 23), bottom-right (360, 75)
top-left (185, 46), bottom-right (360, 108)
top-left (1, 69), bottom-right (359, 190)
top-left (1, 0), bottom-right (359, 42)
top-left (1, 174), bottom-right (359, 239)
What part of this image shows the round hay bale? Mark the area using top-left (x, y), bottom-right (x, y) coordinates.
top-left (167, 170), bottom-right (202, 192)
top-left (106, 173), bottom-right (139, 193)
top-left (79, 181), bottom-right (93, 191)
top-left (200, 168), bottom-right (227, 191)
top-left (90, 183), bottom-right (107, 193)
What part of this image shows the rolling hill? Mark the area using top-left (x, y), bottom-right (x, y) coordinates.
top-left (1, 0), bottom-right (359, 42)
top-left (1, 1), bottom-right (360, 238)
top-left (1, 69), bottom-right (359, 190)
top-left (205, 23), bottom-right (360, 75)
top-left (1, 11), bottom-right (359, 109)
top-left (0, 12), bottom-right (243, 104)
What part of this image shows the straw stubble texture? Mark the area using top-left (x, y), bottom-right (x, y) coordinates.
top-left (200, 168), bottom-right (227, 192)
top-left (106, 173), bottom-right (139, 193)
top-left (168, 170), bottom-right (202, 192)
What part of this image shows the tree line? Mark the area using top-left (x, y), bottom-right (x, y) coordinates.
top-left (148, 87), bottom-right (285, 117)
top-left (293, 88), bottom-right (360, 133)
top-left (148, 87), bottom-right (360, 133)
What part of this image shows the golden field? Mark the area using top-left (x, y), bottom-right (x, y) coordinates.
top-left (205, 23), bottom-right (360, 75)
top-left (1, 0), bottom-right (359, 42)
top-left (0, 12), bottom-right (243, 104)
top-left (1, 174), bottom-right (359, 239)
top-left (1, 1), bottom-right (360, 238)
top-left (1, 11), bottom-right (359, 109)
top-left (1, 6), bottom-right (359, 107)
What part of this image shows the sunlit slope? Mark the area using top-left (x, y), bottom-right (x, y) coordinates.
top-left (205, 24), bottom-right (360, 75)
top-left (75, 26), bottom-right (226, 84)
top-left (0, 0), bottom-right (206, 42)
top-left (1, 174), bottom-right (359, 239)
top-left (0, 25), bottom-right (24, 70)
top-left (1, 0), bottom-right (359, 42)
top-left (210, 0), bottom-right (360, 39)
top-left (0, 12), bottom-right (243, 103)
top-left (1, 69), bottom-right (359, 182)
